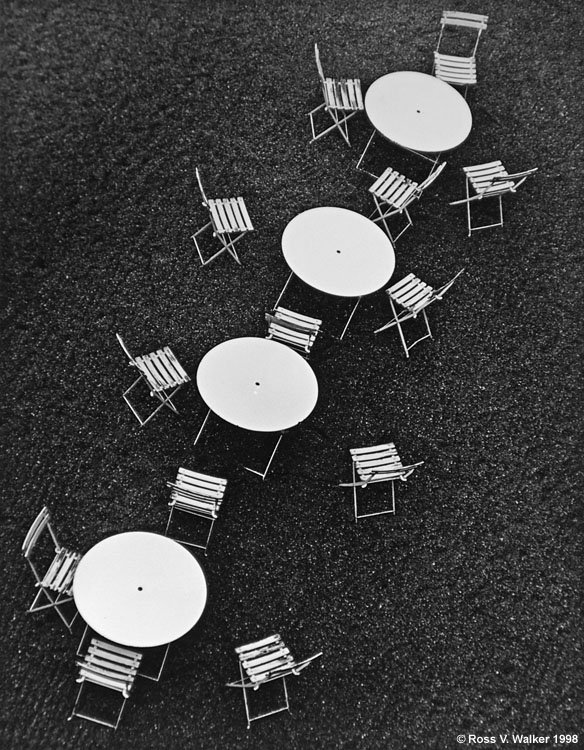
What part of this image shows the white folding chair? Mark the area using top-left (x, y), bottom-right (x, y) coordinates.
top-left (449, 161), bottom-right (538, 236)
top-left (339, 443), bottom-right (424, 520)
top-left (375, 269), bottom-right (465, 357)
top-left (226, 633), bottom-right (322, 729)
top-left (308, 43), bottom-right (363, 146)
top-left (69, 639), bottom-right (142, 730)
top-left (433, 11), bottom-right (488, 95)
top-left (265, 307), bottom-right (322, 357)
top-left (22, 506), bottom-right (82, 633)
top-left (191, 167), bottom-right (254, 266)
top-left (369, 162), bottom-right (447, 242)
top-left (116, 333), bottom-right (191, 427)
top-left (165, 467), bottom-right (227, 555)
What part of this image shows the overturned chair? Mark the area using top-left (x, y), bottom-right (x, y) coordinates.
top-left (226, 633), bottom-right (322, 729)
top-left (339, 443), bottom-right (424, 520)
top-left (374, 269), bottom-right (465, 357)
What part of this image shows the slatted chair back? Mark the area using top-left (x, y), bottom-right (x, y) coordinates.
top-left (265, 307), bottom-right (322, 356)
top-left (436, 10), bottom-right (488, 57)
top-left (70, 639), bottom-right (143, 729)
top-left (165, 468), bottom-right (227, 553)
top-left (22, 506), bottom-right (82, 631)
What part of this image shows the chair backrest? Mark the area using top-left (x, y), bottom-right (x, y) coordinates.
top-left (314, 43), bottom-right (325, 82)
top-left (195, 167), bottom-right (209, 206)
top-left (490, 167), bottom-right (538, 193)
top-left (433, 267), bottom-right (466, 300)
top-left (234, 634), bottom-right (322, 687)
top-left (416, 161), bottom-right (448, 195)
top-left (22, 506), bottom-right (59, 559)
top-left (437, 10), bottom-right (488, 57)
top-left (116, 333), bottom-right (137, 365)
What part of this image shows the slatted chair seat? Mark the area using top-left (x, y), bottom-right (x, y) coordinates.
top-left (192, 167), bottom-right (254, 266)
top-left (433, 53), bottom-right (477, 86)
top-left (339, 443), bottom-right (424, 520)
top-left (116, 334), bottom-right (191, 427)
top-left (433, 11), bottom-right (488, 95)
top-left (450, 161), bottom-right (538, 236)
top-left (227, 633), bottom-right (322, 728)
top-left (374, 270), bottom-right (465, 357)
top-left (22, 506), bottom-right (82, 632)
top-left (165, 468), bottom-right (227, 553)
top-left (308, 43), bottom-right (363, 146)
top-left (69, 639), bottom-right (143, 729)
top-left (265, 307), bottom-right (322, 357)
top-left (369, 162), bottom-right (447, 242)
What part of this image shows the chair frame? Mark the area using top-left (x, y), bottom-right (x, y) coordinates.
top-left (193, 408), bottom-right (284, 481)
top-left (374, 269), bottom-right (465, 357)
top-left (191, 167), bottom-right (253, 266)
top-left (450, 163), bottom-right (538, 236)
top-left (22, 506), bottom-right (81, 632)
top-left (339, 444), bottom-right (424, 520)
top-left (369, 162), bottom-right (447, 243)
top-left (433, 11), bottom-right (488, 96)
top-left (165, 467), bottom-right (227, 554)
top-left (69, 638), bottom-right (142, 730)
top-left (226, 633), bottom-right (322, 729)
top-left (116, 333), bottom-right (190, 427)
top-left (308, 43), bottom-right (363, 146)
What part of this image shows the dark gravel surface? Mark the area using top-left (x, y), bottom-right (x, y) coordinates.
top-left (1, 1), bottom-right (582, 748)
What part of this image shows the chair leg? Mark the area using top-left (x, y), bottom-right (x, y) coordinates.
top-left (339, 297), bottom-right (362, 340)
top-left (243, 433), bottom-right (284, 480)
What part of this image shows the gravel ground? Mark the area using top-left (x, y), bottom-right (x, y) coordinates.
top-left (1, 1), bottom-right (582, 749)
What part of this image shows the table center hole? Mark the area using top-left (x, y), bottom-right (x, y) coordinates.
top-left (416, 109), bottom-right (421, 114)
top-left (138, 586), bottom-right (143, 591)
top-left (336, 250), bottom-right (341, 254)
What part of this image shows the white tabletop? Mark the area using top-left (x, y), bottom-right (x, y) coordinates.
top-left (196, 337), bottom-right (318, 432)
top-left (365, 71), bottom-right (472, 154)
top-left (281, 207), bottom-right (395, 297)
top-left (73, 532), bottom-right (207, 648)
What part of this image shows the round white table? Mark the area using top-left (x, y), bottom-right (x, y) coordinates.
top-left (196, 337), bottom-right (318, 432)
top-left (281, 207), bottom-right (395, 298)
top-left (364, 71), bottom-right (472, 155)
top-left (73, 532), bottom-right (207, 648)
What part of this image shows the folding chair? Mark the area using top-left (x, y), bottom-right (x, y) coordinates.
top-left (265, 307), bottom-right (322, 357)
top-left (116, 333), bottom-right (191, 427)
top-left (433, 11), bottom-right (488, 95)
top-left (226, 633), bottom-right (322, 729)
top-left (449, 161), bottom-right (538, 236)
top-left (339, 443), bottom-right (424, 520)
top-left (191, 167), bottom-right (254, 266)
top-left (69, 638), bottom-right (142, 730)
top-left (165, 467), bottom-right (227, 555)
top-left (22, 506), bottom-right (82, 633)
top-left (308, 43), bottom-right (363, 146)
top-left (369, 162), bottom-right (447, 243)
top-left (374, 269), bottom-right (465, 357)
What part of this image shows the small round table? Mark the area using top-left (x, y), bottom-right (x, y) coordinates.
top-left (196, 337), bottom-right (318, 432)
top-left (73, 531), bottom-right (207, 648)
top-left (280, 207), bottom-right (395, 338)
top-left (364, 71), bottom-right (472, 156)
